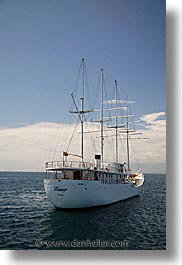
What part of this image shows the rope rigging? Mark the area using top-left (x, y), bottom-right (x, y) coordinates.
top-left (49, 58), bottom-right (145, 170)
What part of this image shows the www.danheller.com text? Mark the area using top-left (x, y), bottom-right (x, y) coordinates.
top-left (35, 239), bottom-right (129, 248)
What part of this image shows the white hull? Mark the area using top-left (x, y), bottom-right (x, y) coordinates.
top-left (44, 179), bottom-right (142, 209)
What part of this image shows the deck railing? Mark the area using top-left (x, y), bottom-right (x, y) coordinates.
top-left (45, 160), bottom-right (126, 173)
top-left (45, 160), bottom-right (96, 170)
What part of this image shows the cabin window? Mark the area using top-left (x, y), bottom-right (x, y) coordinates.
top-left (116, 175), bottom-right (118, 184)
top-left (73, 170), bottom-right (81, 180)
top-left (101, 173), bottom-right (104, 184)
top-left (108, 174), bottom-right (112, 184)
top-left (94, 172), bottom-right (99, 181)
top-left (46, 171), bottom-right (54, 179)
top-left (54, 171), bottom-right (63, 179)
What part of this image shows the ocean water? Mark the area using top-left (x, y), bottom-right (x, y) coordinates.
top-left (0, 172), bottom-right (166, 250)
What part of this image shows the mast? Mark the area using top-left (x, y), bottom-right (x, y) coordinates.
top-left (126, 98), bottom-right (130, 171)
top-left (115, 80), bottom-right (119, 163)
top-left (70, 58), bottom-right (85, 162)
top-left (101, 69), bottom-right (104, 165)
top-left (81, 58), bottom-right (85, 162)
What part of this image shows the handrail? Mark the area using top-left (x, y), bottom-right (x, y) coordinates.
top-left (45, 160), bottom-right (127, 173)
top-left (45, 160), bottom-right (95, 170)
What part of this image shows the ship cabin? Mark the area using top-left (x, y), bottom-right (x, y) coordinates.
top-left (45, 158), bottom-right (130, 185)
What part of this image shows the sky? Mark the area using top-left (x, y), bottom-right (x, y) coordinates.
top-left (0, 0), bottom-right (166, 172)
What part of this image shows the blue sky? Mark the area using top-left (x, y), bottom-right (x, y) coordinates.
top-left (0, 0), bottom-right (165, 127)
top-left (0, 0), bottom-right (166, 172)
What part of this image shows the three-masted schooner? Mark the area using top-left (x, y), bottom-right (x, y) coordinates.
top-left (44, 59), bottom-right (144, 208)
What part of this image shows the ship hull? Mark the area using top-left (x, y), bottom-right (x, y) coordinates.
top-left (44, 179), bottom-right (142, 209)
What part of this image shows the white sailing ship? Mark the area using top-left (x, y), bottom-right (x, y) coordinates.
top-left (44, 59), bottom-right (144, 208)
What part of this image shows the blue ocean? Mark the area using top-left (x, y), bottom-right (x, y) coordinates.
top-left (0, 172), bottom-right (166, 250)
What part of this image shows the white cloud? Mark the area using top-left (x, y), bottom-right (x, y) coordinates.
top-left (0, 112), bottom-right (166, 173)
top-left (140, 112), bottom-right (166, 127)
top-left (130, 112), bottom-right (166, 172)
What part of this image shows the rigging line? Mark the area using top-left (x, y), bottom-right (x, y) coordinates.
top-left (103, 80), bottom-right (111, 123)
top-left (118, 84), bottom-right (136, 128)
top-left (118, 84), bottom-right (136, 116)
top-left (51, 110), bottom-right (70, 160)
top-left (85, 58), bottom-right (102, 71)
top-left (85, 68), bottom-right (100, 124)
top-left (52, 101), bottom-right (75, 160)
top-left (111, 83), bottom-right (116, 106)
top-left (84, 117), bottom-right (97, 154)
top-left (66, 117), bottom-right (80, 152)
top-left (106, 83), bottom-right (118, 122)
top-left (130, 138), bottom-right (142, 169)
top-left (62, 59), bottom-right (86, 155)
top-left (62, 120), bottom-right (73, 154)
top-left (95, 70), bottom-right (102, 109)
top-left (81, 117), bottom-right (95, 157)
top-left (119, 133), bottom-right (127, 164)
top-left (84, 62), bottom-right (95, 110)
top-left (52, 123), bottom-right (63, 160)
top-left (51, 60), bottom-right (89, 161)
top-left (91, 131), bottom-right (97, 158)
top-left (71, 59), bottom-right (83, 101)
top-left (104, 130), bottom-right (112, 158)
top-left (51, 80), bottom-right (80, 160)
top-left (87, 123), bottom-right (94, 162)
top-left (85, 58), bottom-right (105, 111)
top-left (118, 83), bottom-right (129, 102)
